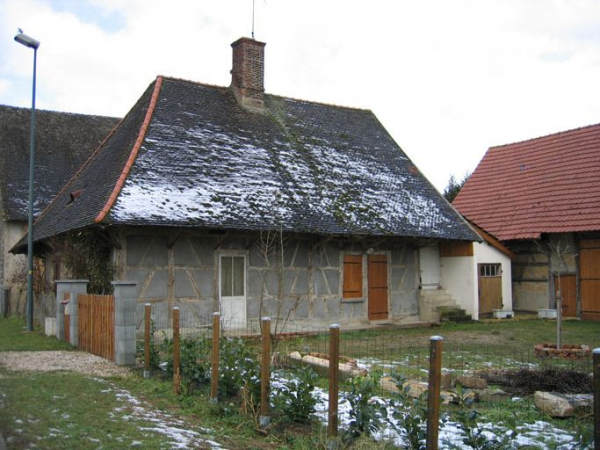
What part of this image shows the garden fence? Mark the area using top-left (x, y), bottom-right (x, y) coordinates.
top-left (137, 305), bottom-right (598, 449)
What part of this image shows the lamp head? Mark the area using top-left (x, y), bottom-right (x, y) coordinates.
top-left (14, 32), bottom-right (40, 50)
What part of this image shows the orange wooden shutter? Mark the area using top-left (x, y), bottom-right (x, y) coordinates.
top-left (343, 255), bottom-right (363, 298)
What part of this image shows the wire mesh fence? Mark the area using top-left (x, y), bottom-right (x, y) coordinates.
top-left (135, 306), bottom-right (596, 449)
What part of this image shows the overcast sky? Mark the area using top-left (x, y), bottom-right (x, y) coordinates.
top-left (2, 0), bottom-right (600, 191)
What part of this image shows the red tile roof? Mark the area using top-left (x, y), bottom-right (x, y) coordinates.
top-left (453, 123), bottom-right (600, 241)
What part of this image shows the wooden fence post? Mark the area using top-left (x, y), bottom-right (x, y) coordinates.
top-left (210, 312), bottom-right (220, 402)
top-left (328, 324), bottom-right (340, 440)
top-left (144, 303), bottom-right (152, 379)
top-left (173, 307), bottom-right (181, 395)
top-left (594, 348), bottom-right (600, 449)
top-left (260, 317), bottom-right (271, 430)
top-left (556, 291), bottom-right (562, 350)
top-left (426, 336), bottom-right (444, 450)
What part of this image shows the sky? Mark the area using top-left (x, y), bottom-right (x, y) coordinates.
top-left (2, 0), bottom-right (600, 192)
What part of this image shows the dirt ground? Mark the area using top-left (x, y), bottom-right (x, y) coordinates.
top-left (0, 351), bottom-right (133, 378)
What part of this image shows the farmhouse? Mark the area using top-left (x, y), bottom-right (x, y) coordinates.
top-left (14, 38), bottom-right (479, 329)
top-left (0, 105), bottom-right (118, 321)
top-left (453, 123), bottom-right (600, 320)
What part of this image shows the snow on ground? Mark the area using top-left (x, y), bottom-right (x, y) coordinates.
top-left (272, 372), bottom-right (583, 450)
top-left (100, 381), bottom-right (226, 450)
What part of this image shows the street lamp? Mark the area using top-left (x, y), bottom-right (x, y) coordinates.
top-left (14, 31), bottom-right (40, 332)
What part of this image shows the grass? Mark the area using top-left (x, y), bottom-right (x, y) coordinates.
top-left (276, 318), bottom-right (600, 378)
top-left (0, 317), bottom-right (72, 351)
top-left (0, 371), bottom-right (187, 449)
top-left (0, 316), bottom-right (598, 449)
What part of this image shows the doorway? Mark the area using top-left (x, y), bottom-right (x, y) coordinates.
top-left (219, 254), bottom-right (246, 328)
top-left (368, 254), bottom-right (389, 320)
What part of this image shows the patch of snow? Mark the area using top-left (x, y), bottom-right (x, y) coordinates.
top-left (109, 383), bottom-right (225, 449)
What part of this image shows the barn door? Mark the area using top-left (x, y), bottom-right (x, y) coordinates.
top-left (580, 239), bottom-right (600, 320)
top-left (368, 254), bottom-right (388, 320)
top-left (554, 274), bottom-right (576, 317)
top-left (478, 264), bottom-right (502, 315)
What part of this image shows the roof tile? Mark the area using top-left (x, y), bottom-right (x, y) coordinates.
top-left (453, 123), bottom-right (600, 240)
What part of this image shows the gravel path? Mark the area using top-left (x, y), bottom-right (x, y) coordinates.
top-left (0, 351), bottom-right (133, 378)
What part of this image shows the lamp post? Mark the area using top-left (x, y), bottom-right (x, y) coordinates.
top-left (14, 31), bottom-right (40, 332)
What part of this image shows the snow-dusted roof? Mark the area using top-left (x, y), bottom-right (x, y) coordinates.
top-left (0, 105), bottom-right (118, 221)
top-left (28, 76), bottom-right (477, 244)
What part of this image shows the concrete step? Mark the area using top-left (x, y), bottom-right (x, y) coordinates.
top-left (439, 308), bottom-right (472, 323)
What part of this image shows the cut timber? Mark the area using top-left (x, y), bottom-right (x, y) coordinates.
top-left (287, 352), bottom-right (367, 381)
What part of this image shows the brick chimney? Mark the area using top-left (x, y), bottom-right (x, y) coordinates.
top-left (230, 37), bottom-right (266, 113)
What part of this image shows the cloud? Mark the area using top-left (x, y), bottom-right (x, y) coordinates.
top-left (2, 0), bottom-right (600, 190)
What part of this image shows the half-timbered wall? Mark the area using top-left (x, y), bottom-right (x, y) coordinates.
top-left (115, 228), bottom-right (420, 330)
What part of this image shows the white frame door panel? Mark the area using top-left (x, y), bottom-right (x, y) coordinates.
top-left (219, 254), bottom-right (247, 328)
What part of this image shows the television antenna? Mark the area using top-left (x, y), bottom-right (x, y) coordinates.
top-left (252, 0), bottom-right (255, 39)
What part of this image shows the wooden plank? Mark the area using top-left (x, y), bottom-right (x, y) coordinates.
top-left (478, 268), bottom-right (502, 315)
top-left (77, 294), bottom-right (116, 360)
top-left (555, 275), bottom-right (577, 317)
top-left (580, 240), bottom-right (600, 320)
top-left (368, 254), bottom-right (388, 320)
top-left (343, 255), bottom-right (363, 298)
top-left (439, 241), bottom-right (474, 257)
top-left (582, 281), bottom-right (600, 313)
top-left (579, 239), bottom-right (600, 249)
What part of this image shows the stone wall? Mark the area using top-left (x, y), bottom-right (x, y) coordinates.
top-left (509, 234), bottom-right (579, 312)
top-left (116, 228), bottom-right (420, 331)
top-left (511, 242), bottom-right (550, 311)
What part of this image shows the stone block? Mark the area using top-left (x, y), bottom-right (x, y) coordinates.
top-left (115, 325), bottom-right (136, 342)
top-left (45, 317), bottom-right (56, 336)
top-left (441, 391), bottom-right (458, 404)
top-left (403, 380), bottom-right (428, 398)
top-left (453, 375), bottom-right (488, 390)
top-left (380, 376), bottom-right (401, 394)
top-left (535, 391), bottom-right (573, 417)
top-left (287, 353), bottom-right (367, 381)
top-left (478, 388), bottom-right (510, 403)
top-left (441, 372), bottom-right (453, 390)
top-left (534, 391), bottom-right (593, 418)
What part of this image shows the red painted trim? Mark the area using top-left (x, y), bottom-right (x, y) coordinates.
top-left (94, 76), bottom-right (164, 223)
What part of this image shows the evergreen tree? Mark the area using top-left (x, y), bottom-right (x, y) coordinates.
top-left (443, 171), bottom-right (471, 203)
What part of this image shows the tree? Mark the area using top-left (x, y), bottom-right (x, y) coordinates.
top-left (443, 171), bottom-right (471, 203)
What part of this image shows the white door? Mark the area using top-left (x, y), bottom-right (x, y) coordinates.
top-left (219, 255), bottom-right (247, 328)
top-left (420, 244), bottom-right (441, 290)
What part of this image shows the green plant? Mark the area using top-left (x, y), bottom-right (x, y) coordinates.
top-left (388, 375), bottom-right (427, 450)
top-left (219, 337), bottom-right (259, 399)
top-left (135, 320), bottom-right (161, 371)
top-left (159, 335), bottom-right (211, 394)
top-left (342, 373), bottom-right (386, 441)
top-left (449, 384), bottom-right (519, 450)
top-left (61, 230), bottom-right (116, 294)
top-left (272, 366), bottom-right (319, 423)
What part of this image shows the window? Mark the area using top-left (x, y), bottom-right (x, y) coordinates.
top-left (479, 264), bottom-right (501, 277)
top-left (220, 256), bottom-right (245, 297)
top-left (343, 255), bottom-right (363, 299)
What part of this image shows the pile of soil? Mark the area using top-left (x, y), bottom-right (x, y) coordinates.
top-left (480, 368), bottom-right (592, 395)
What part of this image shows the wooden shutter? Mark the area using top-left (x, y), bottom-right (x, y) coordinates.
top-left (343, 255), bottom-right (363, 299)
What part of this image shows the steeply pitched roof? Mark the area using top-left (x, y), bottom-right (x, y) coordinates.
top-left (29, 76), bottom-right (477, 244)
top-left (453, 123), bottom-right (600, 241)
top-left (0, 105), bottom-right (119, 221)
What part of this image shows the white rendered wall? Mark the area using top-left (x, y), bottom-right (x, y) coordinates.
top-left (440, 256), bottom-right (478, 318)
top-left (474, 242), bottom-right (513, 312)
top-left (3, 221), bottom-right (27, 286)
